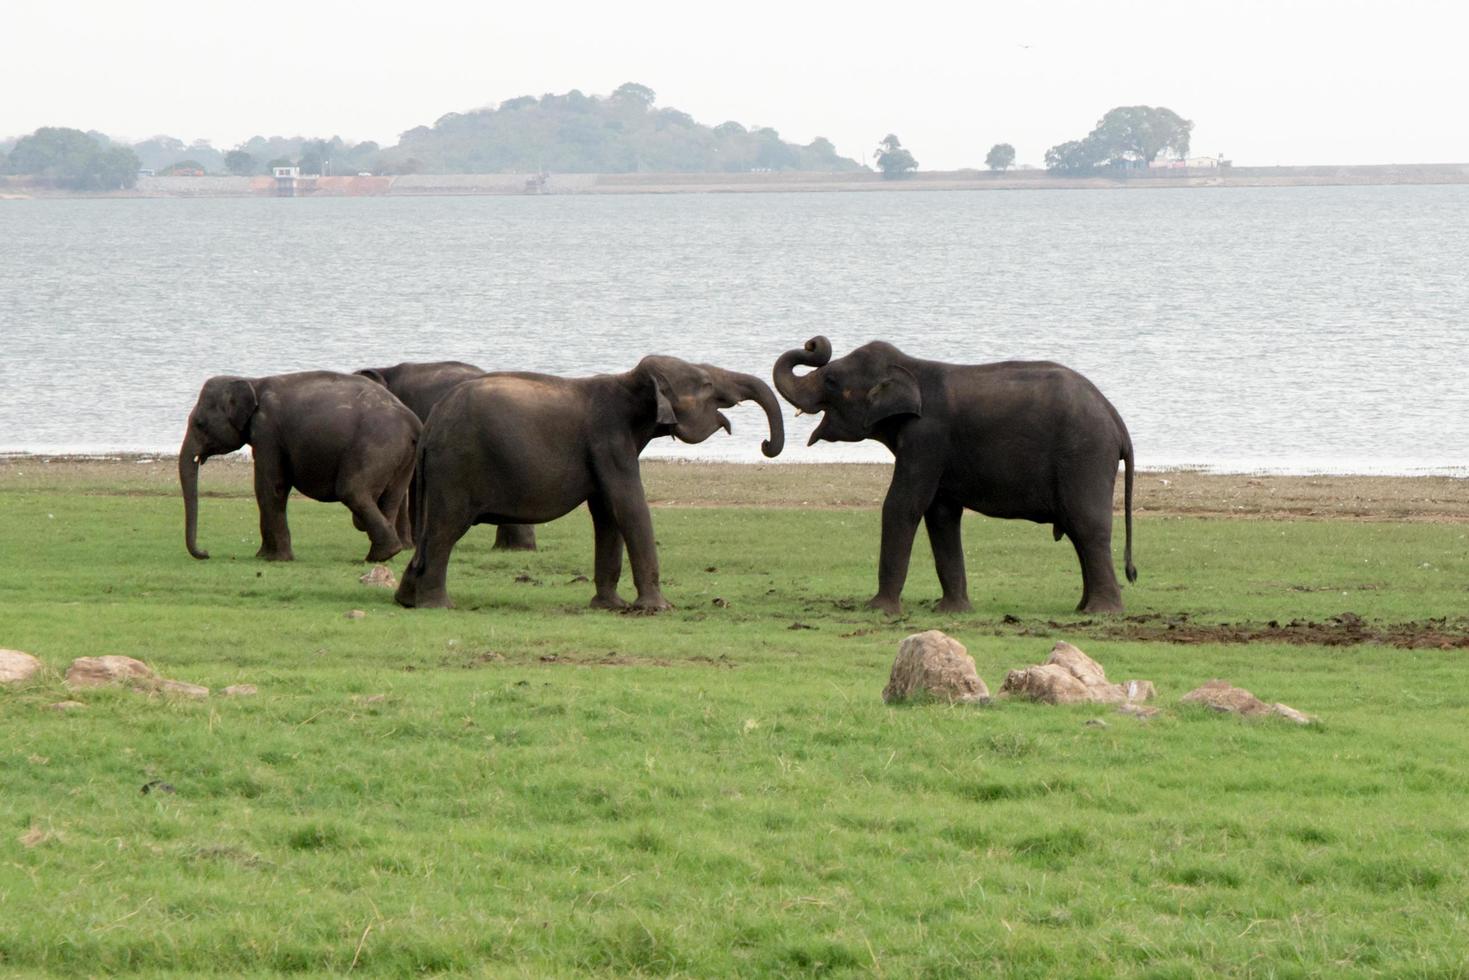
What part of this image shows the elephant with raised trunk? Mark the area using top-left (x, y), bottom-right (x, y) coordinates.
top-left (773, 336), bottom-right (1136, 615)
top-left (395, 357), bottom-right (784, 611)
top-left (179, 371), bottom-right (420, 562)
top-left (355, 360), bottom-right (537, 551)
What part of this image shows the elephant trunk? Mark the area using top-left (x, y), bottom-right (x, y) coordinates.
top-left (179, 432), bottom-right (209, 559)
top-left (708, 367), bottom-right (786, 458)
top-left (772, 335), bottom-right (832, 414)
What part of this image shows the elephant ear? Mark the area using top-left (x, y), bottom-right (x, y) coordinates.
top-left (864, 365), bottom-right (922, 429)
top-left (355, 368), bottom-right (387, 387)
top-left (650, 373), bottom-right (678, 426)
top-left (222, 378), bottom-right (259, 433)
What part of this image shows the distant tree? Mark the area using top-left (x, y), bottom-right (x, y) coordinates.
top-left (297, 151), bottom-right (324, 175)
top-left (1089, 106), bottom-right (1192, 163)
top-left (610, 82), bottom-right (656, 110)
top-left (4, 127), bottom-right (139, 189)
top-left (498, 96), bottom-right (536, 112)
top-left (1045, 106), bottom-right (1193, 175)
top-left (1043, 138), bottom-right (1105, 174)
top-left (985, 143), bottom-right (1016, 171)
top-left (265, 157), bottom-right (293, 171)
top-left (224, 149), bottom-right (256, 175)
top-left (873, 134), bottom-right (918, 178)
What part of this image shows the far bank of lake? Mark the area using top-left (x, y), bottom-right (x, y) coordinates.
top-left (3, 163), bottom-right (1469, 199)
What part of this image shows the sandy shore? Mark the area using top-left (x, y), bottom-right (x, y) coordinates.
top-left (2, 454), bottom-right (1464, 522)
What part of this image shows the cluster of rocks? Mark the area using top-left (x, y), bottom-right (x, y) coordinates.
top-left (0, 649), bottom-right (255, 707)
top-left (881, 630), bottom-right (1315, 724)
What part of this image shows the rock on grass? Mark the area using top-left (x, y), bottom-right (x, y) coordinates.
top-left (0, 649), bottom-right (44, 686)
top-left (999, 641), bottom-right (1155, 705)
top-left (1181, 679), bottom-right (1317, 724)
top-left (882, 630), bottom-right (990, 705)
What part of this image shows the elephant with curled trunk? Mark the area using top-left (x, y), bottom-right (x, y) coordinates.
top-left (355, 360), bottom-right (537, 551)
top-left (179, 371), bottom-right (419, 562)
top-left (773, 336), bottom-right (1136, 615)
top-left (395, 357), bottom-right (785, 611)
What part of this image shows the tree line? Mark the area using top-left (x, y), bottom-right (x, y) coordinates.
top-left (2, 95), bottom-right (1194, 184)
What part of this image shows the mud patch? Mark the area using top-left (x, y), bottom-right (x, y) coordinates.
top-left (1090, 612), bottom-right (1469, 649)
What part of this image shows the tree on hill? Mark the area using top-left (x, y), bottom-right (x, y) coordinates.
top-left (3, 127), bottom-right (139, 189)
top-left (159, 159), bottom-right (206, 176)
top-left (224, 149), bottom-right (257, 175)
top-left (376, 83), bottom-right (864, 175)
top-left (985, 143), bottom-right (1016, 171)
top-left (873, 134), bottom-right (918, 179)
top-left (1045, 106), bottom-right (1193, 173)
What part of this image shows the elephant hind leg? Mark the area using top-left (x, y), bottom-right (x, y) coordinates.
top-left (342, 489), bottom-right (404, 563)
top-left (378, 453), bottom-right (415, 551)
top-left (396, 510), bottom-right (472, 609)
top-left (1065, 520), bottom-right (1123, 614)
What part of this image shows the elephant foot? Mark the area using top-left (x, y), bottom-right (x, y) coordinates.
top-left (257, 547), bottom-right (295, 562)
top-left (629, 594), bottom-right (673, 614)
top-left (865, 594), bottom-right (904, 616)
top-left (365, 541), bottom-right (404, 563)
top-left (934, 595), bottom-right (974, 614)
top-left (1078, 594), bottom-right (1124, 615)
top-left (590, 593), bottom-right (629, 611)
top-left (397, 586), bottom-right (453, 609)
top-left (492, 526), bottom-right (538, 551)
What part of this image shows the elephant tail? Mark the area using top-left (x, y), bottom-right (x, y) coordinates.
top-left (1122, 437), bottom-right (1138, 584)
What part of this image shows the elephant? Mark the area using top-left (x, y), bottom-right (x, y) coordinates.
top-left (355, 360), bottom-right (537, 551)
top-left (394, 357), bottom-right (785, 611)
top-left (179, 371), bottom-right (420, 563)
top-left (773, 336), bottom-right (1136, 615)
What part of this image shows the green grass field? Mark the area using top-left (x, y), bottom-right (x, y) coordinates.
top-left (3, 475), bottom-right (1468, 977)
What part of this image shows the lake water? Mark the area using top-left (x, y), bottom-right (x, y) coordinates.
top-left (1, 186), bottom-right (1466, 474)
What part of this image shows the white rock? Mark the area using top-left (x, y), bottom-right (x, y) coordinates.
top-left (0, 649), bottom-right (44, 686)
top-left (882, 630), bottom-right (990, 705)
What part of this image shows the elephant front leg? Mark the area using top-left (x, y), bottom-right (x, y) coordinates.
top-left (586, 496), bottom-right (628, 610)
top-left (867, 461), bottom-right (940, 615)
top-left (253, 461), bottom-right (294, 561)
top-left (601, 470), bottom-right (671, 613)
top-left (925, 498), bottom-right (973, 613)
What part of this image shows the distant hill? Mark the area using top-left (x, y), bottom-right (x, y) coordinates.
top-left (378, 83), bottom-right (864, 175)
top-left (4, 83), bottom-right (865, 178)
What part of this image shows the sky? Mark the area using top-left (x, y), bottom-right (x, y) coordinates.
top-left (3, 0), bottom-right (1467, 170)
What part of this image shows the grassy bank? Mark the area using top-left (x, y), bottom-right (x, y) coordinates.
top-left (2, 464), bottom-right (1468, 975)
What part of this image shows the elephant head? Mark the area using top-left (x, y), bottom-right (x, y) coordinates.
top-left (637, 357), bottom-right (785, 457)
top-left (178, 376), bottom-right (258, 559)
top-left (773, 336), bottom-right (922, 444)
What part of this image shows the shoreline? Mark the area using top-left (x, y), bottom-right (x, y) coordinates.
top-left (3, 163), bottom-right (1468, 199)
top-left (4, 454), bottom-right (1465, 522)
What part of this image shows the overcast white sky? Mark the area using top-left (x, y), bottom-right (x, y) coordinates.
top-left (3, 0), bottom-right (1466, 170)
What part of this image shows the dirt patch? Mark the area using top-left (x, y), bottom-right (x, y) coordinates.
top-left (1011, 612), bottom-right (1469, 650)
top-left (3, 454), bottom-right (1465, 522)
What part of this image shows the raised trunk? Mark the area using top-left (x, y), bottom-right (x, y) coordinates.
top-left (706, 367), bottom-right (787, 458)
top-left (772, 335), bottom-right (832, 413)
top-left (178, 433), bottom-right (209, 559)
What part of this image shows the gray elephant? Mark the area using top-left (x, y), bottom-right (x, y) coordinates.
top-left (179, 371), bottom-right (420, 562)
top-left (773, 337), bottom-right (1136, 614)
top-left (395, 357), bottom-right (784, 611)
top-left (355, 360), bottom-right (536, 551)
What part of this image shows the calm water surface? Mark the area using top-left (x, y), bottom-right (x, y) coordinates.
top-left (1, 186), bottom-right (1465, 473)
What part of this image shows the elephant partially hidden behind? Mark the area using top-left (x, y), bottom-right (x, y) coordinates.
top-left (354, 360), bottom-right (536, 551)
top-left (773, 336), bottom-right (1137, 615)
top-left (395, 357), bottom-right (785, 611)
top-left (179, 371), bottom-right (420, 562)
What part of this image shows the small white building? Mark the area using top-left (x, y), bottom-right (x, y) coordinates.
top-left (272, 166), bottom-right (300, 179)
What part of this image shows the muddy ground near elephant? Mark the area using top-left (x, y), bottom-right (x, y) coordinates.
top-left (993, 611), bottom-right (1469, 650)
top-left (3, 453), bottom-right (1467, 522)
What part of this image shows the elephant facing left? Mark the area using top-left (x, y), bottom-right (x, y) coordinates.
top-left (178, 371), bottom-right (421, 562)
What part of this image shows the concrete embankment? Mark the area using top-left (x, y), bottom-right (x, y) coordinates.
top-left (3, 163), bottom-right (1467, 199)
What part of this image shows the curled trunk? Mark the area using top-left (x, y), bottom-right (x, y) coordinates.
top-left (179, 433), bottom-right (209, 559)
top-left (772, 335), bottom-right (832, 413)
top-left (705, 367), bottom-right (787, 458)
